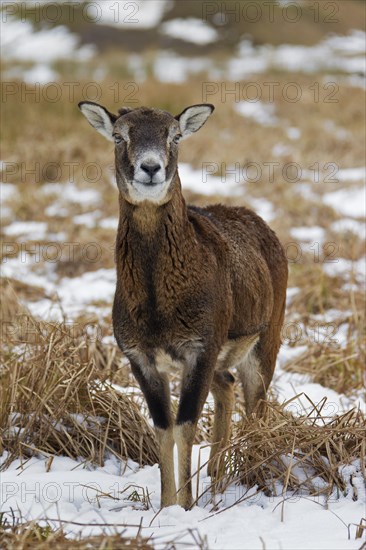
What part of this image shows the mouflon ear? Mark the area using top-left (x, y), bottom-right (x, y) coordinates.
top-left (175, 104), bottom-right (215, 139)
top-left (78, 101), bottom-right (118, 141)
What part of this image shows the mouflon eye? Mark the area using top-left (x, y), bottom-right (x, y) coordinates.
top-left (173, 134), bottom-right (182, 144)
top-left (113, 134), bottom-right (123, 144)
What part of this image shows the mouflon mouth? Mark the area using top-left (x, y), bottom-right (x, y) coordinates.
top-left (135, 178), bottom-right (163, 187)
top-left (131, 180), bottom-right (168, 201)
top-left (133, 178), bottom-right (165, 187)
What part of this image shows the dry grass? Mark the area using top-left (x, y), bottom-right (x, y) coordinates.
top-left (1, 72), bottom-right (365, 187)
top-left (0, 287), bottom-right (157, 470)
top-left (283, 341), bottom-right (365, 396)
top-left (0, 512), bottom-right (210, 549)
top-left (202, 398), bottom-right (365, 509)
top-left (0, 515), bottom-right (153, 550)
top-left (0, 513), bottom-right (209, 550)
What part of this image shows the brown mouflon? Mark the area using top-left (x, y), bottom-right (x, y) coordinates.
top-left (78, 101), bottom-right (288, 510)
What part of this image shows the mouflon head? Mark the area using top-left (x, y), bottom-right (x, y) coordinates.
top-left (78, 101), bottom-right (214, 205)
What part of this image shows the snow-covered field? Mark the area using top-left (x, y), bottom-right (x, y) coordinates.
top-left (1, 449), bottom-right (365, 549)
top-left (1, 4), bottom-right (365, 549)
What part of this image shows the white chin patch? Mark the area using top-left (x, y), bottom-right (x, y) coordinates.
top-left (130, 181), bottom-right (168, 203)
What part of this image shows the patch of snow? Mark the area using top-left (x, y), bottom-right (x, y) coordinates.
top-left (277, 344), bottom-right (308, 367)
top-left (344, 75), bottom-right (366, 90)
top-left (23, 63), bottom-right (58, 84)
top-left (234, 101), bottom-right (279, 127)
top-left (227, 41), bottom-right (270, 79)
top-left (100, 217), bottom-right (119, 230)
top-left (272, 33), bottom-right (366, 75)
top-left (272, 143), bottom-right (293, 157)
top-left (56, 269), bottom-right (116, 315)
top-left (127, 54), bottom-right (146, 82)
top-left (325, 30), bottom-right (366, 55)
top-left (1, 206), bottom-right (12, 219)
top-left (1, 254), bottom-right (57, 292)
top-left (3, 221), bottom-right (48, 240)
top-left (311, 308), bottom-right (352, 323)
top-left (160, 18), bottom-right (218, 45)
top-left (73, 211), bottom-right (101, 228)
top-left (336, 167), bottom-right (366, 182)
top-left (44, 204), bottom-right (69, 217)
top-left (274, 363), bottom-right (365, 417)
top-left (286, 127), bottom-right (301, 140)
top-left (290, 226), bottom-right (325, 243)
top-left (294, 182), bottom-right (318, 201)
top-left (154, 52), bottom-right (212, 83)
top-left (26, 299), bottom-right (65, 322)
top-left (286, 287), bottom-right (299, 305)
top-left (331, 218), bottom-right (365, 238)
top-left (322, 257), bottom-right (366, 283)
top-left (43, 182), bottom-right (101, 205)
top-left (179, 163), bottom-right (242, 197)
top-left (0, 182), bottom-right (18, 201)
top-left (247, 197), bottom-right (275, 223)
top-left (1, 448), bottom-right (364, 549)
top-left (96, 0), bottom-right (171, 29)
top-left (153, 30), bottom-right (366, 83)
top-left (229, 31), bottom-right (366, 79)
top-left (322, 186), bottom-right (366, 218)
top-left (1, 248), bottom-right (116, 317)
top-left (323, 120), bottom-right (351, 142)
top-left (0, 18), bottom-right (95, 63)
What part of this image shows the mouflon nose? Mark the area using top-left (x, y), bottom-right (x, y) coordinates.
top-left (140, 162), bottom-right (161, 178)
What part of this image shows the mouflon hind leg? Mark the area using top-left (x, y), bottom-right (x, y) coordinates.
top-left (207, 370), bottom-right (235, 477)
top-left (238, 321), bottom-right (283, 417)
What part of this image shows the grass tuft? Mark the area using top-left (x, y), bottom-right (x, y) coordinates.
top-left (0, 291), bottom-right (158, 469)
top-left (203, 398), bottom-right (365, 509)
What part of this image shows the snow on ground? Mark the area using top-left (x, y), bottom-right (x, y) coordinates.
top-left (2, 250), bottom-right (116, 318)
top-left (322, 256), bottom-right (366, 284)
top-left (0, 181), bottom-right (18, 201)
top-left (1, 254), bottom-right (58, 293)
top-left (73, 210), bottom-right (102, 228)
top-left (330, 218), bottom-right (365, 238)
top-left (337, 167), bottom-right (366, 182)
top-left (247, 197), bottom-right (275, 223)
top-left (286, 127), bottom-right (301, 140)
top-left (42, 182), bottom-right (101, 204)
top-left (179, 164), bottom-right (276, 220)
top-left (2, 10), bottom-right (365, 88)
top-left (1, 449), bottom-right (364, 550)
top-left (56, 269), bottom-right (116, 314)
top-left (160, 18), bottom-right (218, 45)
top-left (100, 217), bottom-right (119, 230)
top-left (290, 226), bottom-right (325, 244)
top-left (43, 182), bottom-right (101, 217)
top-left (153, 53), bottom-right (212, 84)
top-left (234, 101), bottom-right (280, 127)
top-left (274, 361), bottom-right (365, 418)
top-left (0, 18), bottom-right (94, 64)
top-left (3, 221), bottom-right (48, 240)
top-left (0, 14), bottom-right (95, 83)
top-left (227, 30), bottom-right (366, 80)
top-left (178, 162), bottom-right (242, 196)
top-left (323, 185), bottom-right (366, 218)
top-left (95, 0), bottom-right (171, 29)
top-left (149, 30), bottom-right (366, 83)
